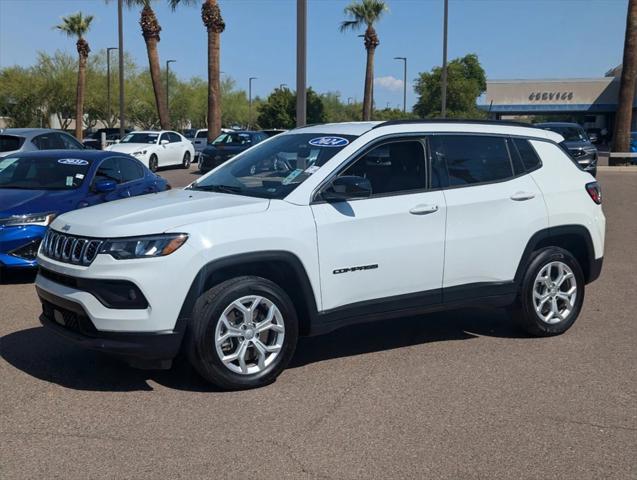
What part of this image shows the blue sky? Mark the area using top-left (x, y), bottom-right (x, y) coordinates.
top-left (0, 0), bottom-right (629, 109)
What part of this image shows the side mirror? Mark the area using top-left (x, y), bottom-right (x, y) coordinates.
top-left (94, 179), bottom-right (117, 193)
top-left (321, 175), bottom-right (372, 202)
top-left (160, 139), bottom-right (169, 146)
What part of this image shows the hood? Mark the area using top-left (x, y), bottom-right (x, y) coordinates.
top-left (106, 143), bottom-right (150, 154)
top-left (0, 188), bottom-right (76, 218)
top-left (50, 188), bottom-right (270, 238)
top-left (563, 139), bottom-right (594, 150)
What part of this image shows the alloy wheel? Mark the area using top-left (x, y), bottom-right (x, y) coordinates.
top-left (532, 261), bottom-right (577, 324)
top-left (214, 295), bottom-right (285, 375)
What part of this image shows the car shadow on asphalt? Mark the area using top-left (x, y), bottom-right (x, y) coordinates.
top-left (1, 307), bottom-right (525, 393)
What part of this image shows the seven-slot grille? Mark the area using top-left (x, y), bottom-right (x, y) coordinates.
top-left (41, 230), bottom-right (104, 266)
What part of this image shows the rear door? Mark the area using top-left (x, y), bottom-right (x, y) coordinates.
top-left (312, 137), bottom-right (446, 311)
top-left (430, 134), bottom-right (547, 295)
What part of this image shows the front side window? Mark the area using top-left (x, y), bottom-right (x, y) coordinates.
top-left (0, 156), bottom-right (91, 190)
top-left (211, 132), bottom-right (252, 146)
top-left (430, 135), bottom-right (513, 186)
top-left (341, 140), bottom-right (426, 196)
top-left (168, 132), bottom-right (182, 143)
top-left (190, 133), bottom-right (357, 199)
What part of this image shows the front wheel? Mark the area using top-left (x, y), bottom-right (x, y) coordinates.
top-left (187, 276), bottom-right (298, 390)
top-left (510, 247), bottom-right (585, 337)
top-left (182, 151), bottom-right (191, 169)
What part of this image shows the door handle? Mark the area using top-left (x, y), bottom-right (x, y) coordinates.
top-left (409, 204), bottom-right (439, 215)
top-left (510, 191), bottom-right (536, 201)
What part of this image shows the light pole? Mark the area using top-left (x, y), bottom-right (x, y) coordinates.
top-left (394, 56), bottom-right (407, 113)
top-left (106, 47), bottom-right (117, 127)
top-left (248, 76), bottom-right (257, 128)
top-left (117, 0), bottom-right (125, 138)
top-left (441, 0), bottom-right (449, 118)
top-left (166, 59), bottom-right (176, 119)
top-left (296, 0), bottom-right (307, 127)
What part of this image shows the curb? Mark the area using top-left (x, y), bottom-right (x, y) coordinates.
top-left (597, 166), bottom-right (637, 172)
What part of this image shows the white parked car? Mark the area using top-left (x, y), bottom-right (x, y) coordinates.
top-left (106, 130), bottom-right (194, 172)
top-left (35, 120), bottom-right (605, 390)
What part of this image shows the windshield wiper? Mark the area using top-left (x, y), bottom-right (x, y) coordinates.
top-left (191, 184), bottom-right (244, 194)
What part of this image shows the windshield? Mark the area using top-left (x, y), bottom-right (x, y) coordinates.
top-left (121, 132), bottom-right (159, 144)
top-left (540, 125), bottom-right (587, 142)
top-left (0, 135), bottom-right (25, 152)
top-left (190, 133), bottom-right (357, 199)
top-left (0, 156), bottom-right (91, 190)
top-left (211, 132), bottom-right (253, 146)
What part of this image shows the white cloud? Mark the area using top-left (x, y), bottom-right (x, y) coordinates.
top-left (374, 75), bottom-right (404, 92)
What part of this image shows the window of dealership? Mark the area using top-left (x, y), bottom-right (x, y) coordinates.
top-left (481, 65), bottom-right (635, 133)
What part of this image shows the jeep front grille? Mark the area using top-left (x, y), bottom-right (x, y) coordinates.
top-left (41, 230), bottom-right (104, 266)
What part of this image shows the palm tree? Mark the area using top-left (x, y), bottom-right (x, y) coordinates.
top-left (170, 0), bottom-right (225, 141)
top-left (613, 0), bottom-right (637, 163)
top-left (340, 0), bottom-right (388, 121)
top-left (56, 12), bottom-right (94, 140)
top-left (116, 0), bottom-right (170, 129)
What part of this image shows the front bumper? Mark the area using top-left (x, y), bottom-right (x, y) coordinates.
top-left (38, 285), bottom-right (184, 366)
top-left (0, 225), bottom-right (45, 268)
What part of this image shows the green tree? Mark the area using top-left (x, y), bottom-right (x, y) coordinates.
top-left (257, 87), bottom-right (326, 129)
top-left (33, 51), bottom-right (78, 129)
top-left (55, 12), bottom-right (94, 139)
top-left (0, 67), bottom-right (44, 127)
top-left (340, 0), bottom-right (388, 121)
top-left (413, 54), bottom-right (486, 119)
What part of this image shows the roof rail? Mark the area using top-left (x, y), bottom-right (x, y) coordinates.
top-left (372, 118), bottom-right (538, 129)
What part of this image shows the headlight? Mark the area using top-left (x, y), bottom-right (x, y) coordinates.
top-left (0, 212), bottom-right (56, 227)
top-left (132, 150), bottom-right (147, 156)
top-left (100, 233), bottom-right (188, 260)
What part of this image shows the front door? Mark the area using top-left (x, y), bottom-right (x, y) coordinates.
top-left (311, 138), bottom-right (446, 311)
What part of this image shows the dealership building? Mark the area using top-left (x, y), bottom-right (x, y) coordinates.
top-left (482, 65), bottom-right (635, 132)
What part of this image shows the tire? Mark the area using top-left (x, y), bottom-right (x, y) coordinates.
top-left (187, 276), bottom-right (298, 390)
top-left (510, 247), bottom-right (585, 337)
top-left (182, 151), bottom-right (191, 169)
top-left (149, 154), bottom-right (158, 173)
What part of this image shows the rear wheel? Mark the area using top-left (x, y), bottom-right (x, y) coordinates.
top-left (149, 154), bottom-right (158, 173)
top-left (187, 276), bottom-right (298, 390)
top-left (182, 151), bottom-right (191, 169)
top-left (511, 247), bottom-right (585, 336)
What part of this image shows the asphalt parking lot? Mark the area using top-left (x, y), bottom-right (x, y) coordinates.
top-left (1, 167), bottom-right (636, 479)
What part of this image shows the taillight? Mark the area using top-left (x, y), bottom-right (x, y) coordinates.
top-left (586, 182), bottom-right (602, 204)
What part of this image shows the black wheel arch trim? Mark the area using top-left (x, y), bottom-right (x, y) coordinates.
top-left (514, 224), bottom-right (600, 285)
top-left (176, 250), bottom-right (320, 336)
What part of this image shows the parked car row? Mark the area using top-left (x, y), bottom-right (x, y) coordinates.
top-left (0, 150), bottom-right (169, 275)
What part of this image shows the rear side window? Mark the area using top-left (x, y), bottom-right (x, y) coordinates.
top-left (118, 158), bottom-right (144, 183)
top-left (430, 135), bottom-right (513, 186)
top-left (94, 158), bottom-right (121, 184)
top-left (195, 131), bottom-right (208, 139)
top-left (0, 135), bottom-right (25, 152)
top-left (513, 138), bottom-right (542, 171)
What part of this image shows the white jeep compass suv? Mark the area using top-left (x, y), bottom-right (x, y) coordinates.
top-left (35, 120), bottom-right (605, 390)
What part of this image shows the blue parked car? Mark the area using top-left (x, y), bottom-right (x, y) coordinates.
top-left (0, 150), bottom-right (169, 273)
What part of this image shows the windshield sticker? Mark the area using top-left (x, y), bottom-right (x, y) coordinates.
top-left (304, 165), bottom-right (321, 174)
top-left (308, 136), bottom-right (349, 148)
top-left (58, 158), bottom-right (89, 166)
top-left (282, 168), bottom-right (304, 185)
top-left (65, 176), bottom-right (73, 187)
top-left (75, 173), bottom-right (85, 179)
